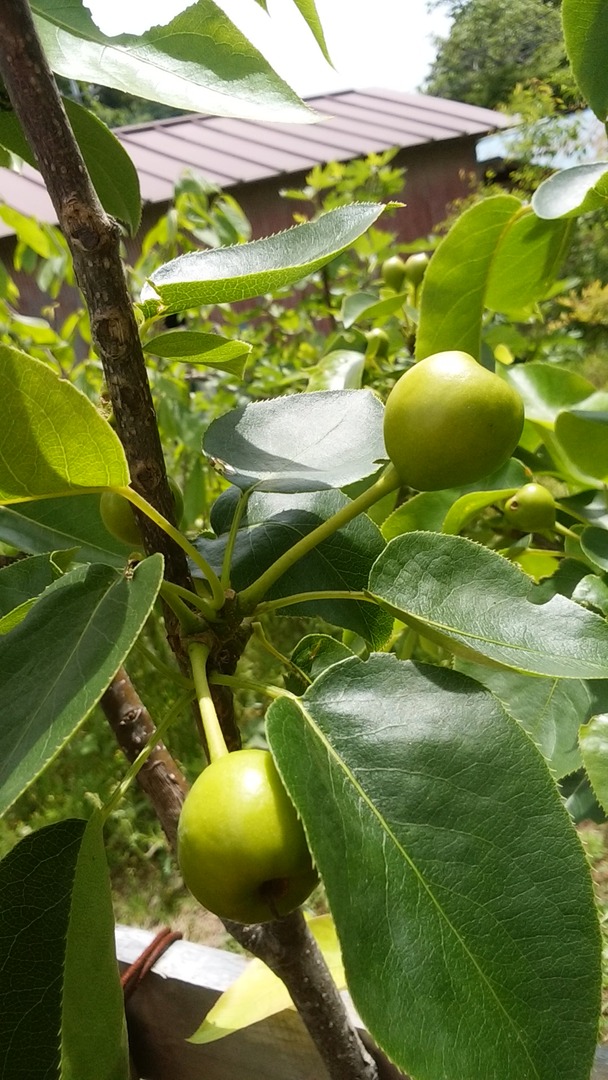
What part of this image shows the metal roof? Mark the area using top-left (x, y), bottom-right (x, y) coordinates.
top-left (0, 88), bottom-right (510, 239)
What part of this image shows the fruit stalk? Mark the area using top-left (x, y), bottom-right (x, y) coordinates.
top-left (238, 464), bottom-right (401, 611)
top-left (188, 641), bottom-right (230, 761)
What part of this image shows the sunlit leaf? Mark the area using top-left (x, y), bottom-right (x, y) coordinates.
top-left (32, 0), bottom-right (316, 123)
top-left (533, 163), bottom-right (608, 220)
top-left (189, 915), bottom-right (344, 1044)
top-left (416, 194), bottom-right (521, 360)
top-left (144, 329), bottom-right (251, 378)
top-left (0, 345), bottom-right (128, 504)
top-left (580, 712), bottom-right (608, 812)
top-left (141, 204), bottom-right (391, 314)
top-left (203, 389), bottom-right (385, 492)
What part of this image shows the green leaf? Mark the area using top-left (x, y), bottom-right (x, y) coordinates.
top-left (580, 713), bottom-right (608, 812)
top-left (580, 526), bottom-right (608, 571)
top-left (306, 349), bottom-right (365, 391)
top-left (381, 459), bottom-right (527, 541)
top-left (189, 914), bottom-right (343, 1044)
top-left (290, 0), bottom-right (332, 64)
top-left (0, 554), bottom-right (163, 816)
top-left (368, 531), bottom-right (608, 677)
top-left (502, 362), bottom-right (596, 424)
top-left (196, 490), bottom-right (392, 646)
top-left (0, 551), bottom-right (64, 617)
top-left (203, 389), bottom-right (385, 492)
top-left (485, 210), bottom-right (571, 314)
top-left (532, 163), bottom-right (608, 219)
top-left (0, 98), bottom-right (141, 233)
top-left (562, 0), bottom-right (608, 122)
top-left (0, 204), bottom-right (58, 258)
top-left (416, 194), bottom-right (521, 360)
top-left (0, 817), bottom-right (129, 1080)
top-left (286, 633), bottom-right (355, 694)
top-left (63, 98), bottom-right (141, 235)
top-left (31, 0), bottom-right (316, 124)
top-left (555, 409), bottom-right (608, 482)
top-left (143, 329), bottom-right (251, 377)
top-left (457, 662), bottom-right (587, 778)
top-left (0, 345), bottom-right (129, 504)
top-left (0, 550), bottom-right (75, 632)
top-left (0, 494), bottom-right (129, 566)
top-left (141, 204), bottom-right (390, 315)
top-left (267, 655), bottom-right (600, 1080)
top-left (341, 290), bottom-right (406, 328)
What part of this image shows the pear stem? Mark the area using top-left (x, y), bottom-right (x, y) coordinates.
top-left (238, 464), bottom-right (400, 611)
top-left (189, 642), bottom-right (230, 761)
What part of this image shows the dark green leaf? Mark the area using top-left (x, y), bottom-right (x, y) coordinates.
top-left (457, 661), bottom-right (587, 778)
top-left (141, 204), bottom-right (390, 314)
top-left (580, 526), bottom-right (608, 571)
top-left (143, 329), bottom-right (251, 377)
top-left (0, 345), bottom-right (129, 504)
top-left (203, 389), bottom-right (385, 492)
top-left (289, 634), bottom-right (354, 691)
top-left (368, 531), bottom-right (608, 676)
top-left (0, 494), bottom-right (129, 566)
top-left (267, 655), bottom-right (600, 1080)
top-left (196, 490), bottom-right (392, 645)
top-left (0, 97), bottom-right (141, 232)
top-left (0, 817), bottom-right (129, 1080)
top-left (0, 552), bottom-right (63, 617)
top-left (32, 0), bottom-right (316, 123)
top-left (416, 194), bottom-right (521, 360)
top-left (0, 551), bottom-right (75, 633)
top-left (562, 0), bottom-right (608, 121)
top-left (0, 555), bottom-right (163, 815)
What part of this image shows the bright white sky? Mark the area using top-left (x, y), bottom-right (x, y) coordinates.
top-left (86, 0), bottom-right (451, 98)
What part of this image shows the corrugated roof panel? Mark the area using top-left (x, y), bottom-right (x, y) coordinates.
top-left (124, 128), bottom-right (280, 184)
top-left (0, 88), bottom-right (509, 238)
top-left (171, 119), bottom-right (321, 176)
top-left (119, 136), bottom-right (235, 187)
top-left (320, 99), bottom-right (459, 143)
top-left (216, 115), bottom-right (373, 158)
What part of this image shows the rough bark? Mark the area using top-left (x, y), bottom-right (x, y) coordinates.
top-left (0, 6), bottom-right (380, 1080)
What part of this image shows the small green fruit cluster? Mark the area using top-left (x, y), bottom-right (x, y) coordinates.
top-left (383, 350), bottom-right (525, 491)
top-left (177, 749), bottom-right (318, 924)
top-left (381, 253), bottom-right (429, 292)
top-left (503, 483), bottom-right (556, 532)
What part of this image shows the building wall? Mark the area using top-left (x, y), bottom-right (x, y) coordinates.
top-left (3, 134), bottom-right (485, 318)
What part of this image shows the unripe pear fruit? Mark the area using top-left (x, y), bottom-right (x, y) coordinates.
top-left (504, 483), bottom-right (556, 532)
top-left (178, 749), bottom-right (317, 924)
top-left (383, 350), bottom-right (525, 491)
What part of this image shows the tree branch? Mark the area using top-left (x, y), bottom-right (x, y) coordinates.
top-left (0, 0), bottom-right (190, 606)
top-left (101, 667), bottom-right (189, 851)
top-left (0, 6), bottom-right (381, 1079)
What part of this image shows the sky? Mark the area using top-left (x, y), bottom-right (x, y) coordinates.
top-left (86, 0), bottom-right (451, 99)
